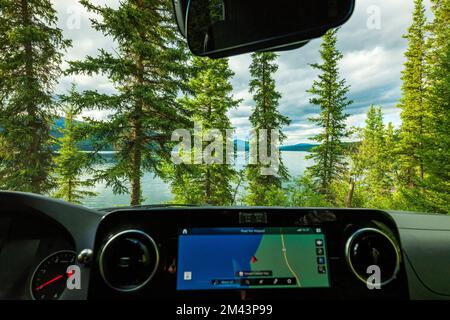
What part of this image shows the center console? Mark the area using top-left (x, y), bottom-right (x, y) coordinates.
top-left (88, 208), bottom-right (409, 300)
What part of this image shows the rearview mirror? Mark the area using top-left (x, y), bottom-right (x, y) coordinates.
top-left (184, 0), bottom-right (355, 58)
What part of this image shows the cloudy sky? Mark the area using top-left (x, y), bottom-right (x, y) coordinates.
top-left (54, 0), bottom-right (433, 145)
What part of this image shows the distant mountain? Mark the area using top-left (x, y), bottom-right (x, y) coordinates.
top-left (279, 143), bottom-right (316, 151)
top-left (51, 121), bottom-right (317, 153)
top-left (233, 139), bottom-right (316, 152)
top-left (51, 117), bottom-right (111, 151)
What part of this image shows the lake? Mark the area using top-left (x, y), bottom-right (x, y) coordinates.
top-left (81, 151), bottom-right (313, 208)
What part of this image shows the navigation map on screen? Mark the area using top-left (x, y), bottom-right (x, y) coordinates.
top-left (176, 227), bottom-right (330, 290)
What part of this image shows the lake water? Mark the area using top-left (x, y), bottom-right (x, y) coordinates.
top-left (81, 151), bottom-right (313, 208)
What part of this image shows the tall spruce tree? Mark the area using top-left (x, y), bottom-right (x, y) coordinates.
top-left (426, 0), bottom-right (450, 71)
top-left (384, 122), bottom-right (399, 190)
top-left (167, 57), bottom-right (240, 205)
top-left (397, 0), bottom-right (428, 188)
top-left (361, 107), bottom-right (392, 194)
top-left (350, 106), bottom-right (396, 208)
top-left (53, 106), bottom-right (96, 204)
top-left (245, 52), bottom-right (290, 206)
top-left (306, 28), bottom-right (351, 199)
top-left (419, 0), bottom-right (450, 213)
top-left (0, 0), bottom-right (70, 193)
top-left (65, 0), bottom-right (190, 205)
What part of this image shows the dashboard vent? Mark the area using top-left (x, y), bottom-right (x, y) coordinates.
top-left (99, 230), bottom-right (159, 292)
top-left (345, 227), bottom-right (401, 286)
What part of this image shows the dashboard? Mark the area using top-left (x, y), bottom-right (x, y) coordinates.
top-left (0, 206), bottom-right (75, 299)
top-left (0, 191), bottom-right (450, 300)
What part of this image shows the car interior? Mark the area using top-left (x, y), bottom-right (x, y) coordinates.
top-left (1, 192), bottom-right (449, 300)
top-left (0, 0), bottom-right (449, 304)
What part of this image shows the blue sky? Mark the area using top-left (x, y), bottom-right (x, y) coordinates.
top-left (54, 0), bottom-right (433, 145)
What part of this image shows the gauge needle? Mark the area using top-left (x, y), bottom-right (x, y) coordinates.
top-left (35, 275), bottom-right (64, 291)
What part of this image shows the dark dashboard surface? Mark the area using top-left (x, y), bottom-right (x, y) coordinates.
top-left (0, 207), bottom-right (74, 299)
top-left (0, 191), bottom-right (449, 300)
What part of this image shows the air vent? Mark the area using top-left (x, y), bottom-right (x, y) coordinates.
top-left (99, 230), bottom-right (159, 292)
top-left (345, 227), bottom-right (401, 286)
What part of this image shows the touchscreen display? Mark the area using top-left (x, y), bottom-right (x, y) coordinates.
top-left (176, 227), bottom-right (330, 290)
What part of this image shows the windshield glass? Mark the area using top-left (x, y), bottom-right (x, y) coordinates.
top-left (0, 0), bottom-right (448, 214)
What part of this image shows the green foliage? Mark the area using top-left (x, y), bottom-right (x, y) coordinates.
top-left (397, 0), bottom-right (428, 188)
top-left (360, 108), bottom-right (395, 198)
top-left (0, 0), bottom-right (70, 193)
top-left (306, 28), bottom-right (352, 199)
top-left (257, 184), bottom-right (289, 207)
top-left (166, 57), bottom-right (240, 205)
top-left (53, 106), bottom-right (97, 204)
top-left (245, 52), bottom-right (291, 206)
top-left (416, 0), bottom-right (450, 214)
top-left (343, 107), bottom-right (399, 209)
top-left (287, 174), bottom-right (332, 207)
top-left (395, 0), bottom-right (450, 214)
top-left (64, 0), bottom-right (190, 205)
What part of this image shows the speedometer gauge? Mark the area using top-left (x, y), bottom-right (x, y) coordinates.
top-left (30, 250), bottom-right (77, 300)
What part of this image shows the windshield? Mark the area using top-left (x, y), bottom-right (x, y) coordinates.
top-left (0, 0), bottom-right (448, 214)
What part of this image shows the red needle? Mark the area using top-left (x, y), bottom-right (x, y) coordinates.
top-left (35, 275), bottom-right (64, 291)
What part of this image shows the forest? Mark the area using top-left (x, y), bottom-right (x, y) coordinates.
top-left (0, 0), bottom-right (449, 214)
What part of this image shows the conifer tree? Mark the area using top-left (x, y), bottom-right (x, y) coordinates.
top-left (361, 106), bottom-right (390, 193)
top-left (350, 106), bottom-right (396, 208)
top-left (167, 57), bottom-right (240, 205)
top-left (418, 0), bottom-right (450, 213)
top-left (53, 106), bottom-right (96, 204)
top-left (397, 0), bottom-right (428, 188)
top-left (0, 0), bottom-right (70, 193)
top-left (384, 122), bottom-right (399, 188)
top-left (306, 28), bottom-right (351, 199)
top-left (65, 0), bottom-right (190, 205)
top-left (244, 52), bottom-right (290, 206)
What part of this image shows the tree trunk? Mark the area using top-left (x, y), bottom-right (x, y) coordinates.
top-left (418, 59), bottom-right (425, 181)
top-left (130, 122), bottom-right (142, 206)
top-left (130, 102), bottom-right (143, 206)
top-left (21, 0), bottom-right (42, 194)
top-left (345, 178), bottom-right (355, 208)
top-left (130, 50), bottom-right (144, 206)
top-left (323, 108), bottom-right (331, 194)
top-left (68, 179), bottom-right (73, 203)
top-left (205, 167), bottom-right (211, 204)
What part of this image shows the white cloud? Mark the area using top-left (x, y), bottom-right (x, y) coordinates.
top-left (341, 46), bottom-right (404, 93)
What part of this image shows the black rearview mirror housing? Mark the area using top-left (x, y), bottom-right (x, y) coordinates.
top-left (176, 0), bottom-right (355, 58)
